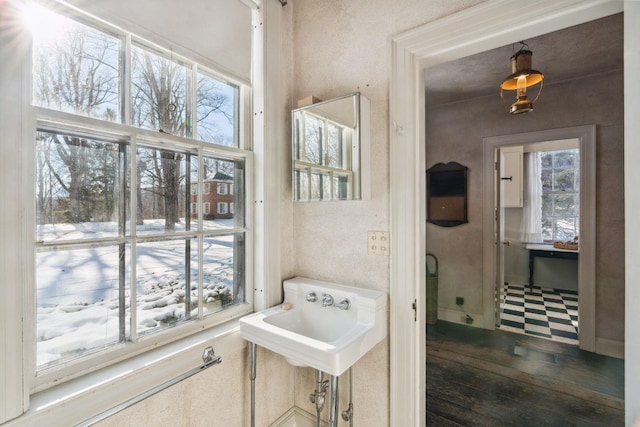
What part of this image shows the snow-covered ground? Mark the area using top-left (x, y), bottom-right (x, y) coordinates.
top-left (36, 219), bottom-right (238, 368)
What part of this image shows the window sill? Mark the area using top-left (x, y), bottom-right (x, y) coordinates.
top-left (6, 321), bottom-right (246, 426)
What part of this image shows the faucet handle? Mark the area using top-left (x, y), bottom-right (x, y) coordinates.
top-left (306, 292), bottom-right (317, 303)
top-left (321, 293), bottom-right (334, 307)
top-left (335, 298), bottom-right (351, 310)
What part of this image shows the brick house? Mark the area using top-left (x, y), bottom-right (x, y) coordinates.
top-left (190, 172), bottom-right (234, 220)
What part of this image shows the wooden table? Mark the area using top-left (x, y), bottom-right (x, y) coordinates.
top-left (525, 243), bottom-right (579, 289)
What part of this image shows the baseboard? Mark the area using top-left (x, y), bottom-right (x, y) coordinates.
top-left (269, 407), bottom-right (327, 427)
top-left (437, 307), bottom-right (488, 329)
top-left (595, 337), bottom-right (624, 359)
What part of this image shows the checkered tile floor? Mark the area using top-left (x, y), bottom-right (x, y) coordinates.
top-left (499, 283), bottom-right (579, 345)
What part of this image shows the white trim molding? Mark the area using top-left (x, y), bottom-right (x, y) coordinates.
top-left (625, 2), bottom-right (640, 425)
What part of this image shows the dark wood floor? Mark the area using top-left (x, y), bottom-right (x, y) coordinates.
top-left (427, 321), bottom-right (624, 426)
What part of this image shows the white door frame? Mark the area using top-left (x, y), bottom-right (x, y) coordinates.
top-left (389, 1), bottom-right (629, 425)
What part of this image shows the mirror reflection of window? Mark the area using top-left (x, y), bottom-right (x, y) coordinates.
top-left (292, 93), bottom-right (369, 202)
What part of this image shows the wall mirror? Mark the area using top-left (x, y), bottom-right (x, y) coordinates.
top-left (292, 92), bottom-right (370, 201)
top-left (426, 161), bottom-right (468, 226)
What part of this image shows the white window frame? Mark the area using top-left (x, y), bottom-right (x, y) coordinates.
top-left (217, 201), bottom-right (229, 215)
top-left (0, 0), bottom-right (273, 424)
top-left (203, 182), bottom-right (211, 195)
top-left (203, 202), bottom-right (210, 215)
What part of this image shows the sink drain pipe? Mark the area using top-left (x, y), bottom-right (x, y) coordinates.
top-left (341, 367), bottom-right (354, 426)
top-left (309, 369), bottom-right (328, 426)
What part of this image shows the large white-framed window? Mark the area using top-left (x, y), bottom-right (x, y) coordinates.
top-left (28, 1), bottom-right (252, 390)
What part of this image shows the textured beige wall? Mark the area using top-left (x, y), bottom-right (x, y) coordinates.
top-left (287, 0), bottom-right (488, 425)
top-left (96, 346), bottom-right (294, 427)
top-left (425, 69), bottom-right (625, 343)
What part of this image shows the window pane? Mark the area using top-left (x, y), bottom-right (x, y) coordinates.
top-left (554, 150), bottom-right (577, 168)
top-left (327, 123), bottom-right (344, 168)
top-left (553, 193), bottom-right (576, 216)
top-left (196, 72), bottom-right (238, 147)
top-left (541, 193), bottom-right (553, 217)
top-left (136, 146), bottom-right (193, 235)
top-left (304, 116), bottom-right (323, 164)
top-left (36, 244), bottom-right (128, 368)
top-left (194, 157), bottom-right (245, 231)
top-left (131, 44), bottom-right (190, 136)
top-left (555, 217), bottom-right (577, 241)
top-left (36, 131), bottom-right (128, 242)
top-left (136, 239), bottom-right (196, 336)
top-left (541, 217), bottom-right (553, 241)
top-left (295, 168), bottom-right (309, 201)
top-left (201, 233), bottom-right (245, 316)
top-left (310, 172), bottom-right (323, 201)
top-left (332, 175), bottom-right (349, 200)
top-left (32, 6), bottom-right (121, 122)
top-left (541, 169), bottom-right (552, 191)
top-left (553, 169), bottom-right (576, 191)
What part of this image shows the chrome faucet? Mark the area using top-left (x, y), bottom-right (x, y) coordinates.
top-left (306, 292), bottom-right (317, 303)
top-left (335, 298), bottom-right (350, 310)
top-left (321, 293), bottom-right (334, 307)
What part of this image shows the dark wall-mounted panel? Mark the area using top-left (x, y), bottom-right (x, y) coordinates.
top-left (426, 162), bottom-right (468, 227)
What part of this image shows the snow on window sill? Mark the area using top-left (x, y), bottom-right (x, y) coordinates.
top-left (7, 321), bottom-right (246, 426)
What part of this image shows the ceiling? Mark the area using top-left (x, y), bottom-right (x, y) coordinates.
top-left (424, 13), bottom-right (623, 106)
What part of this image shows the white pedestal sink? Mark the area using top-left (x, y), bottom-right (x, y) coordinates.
top-left (239, 277), bottom-right (387, 376)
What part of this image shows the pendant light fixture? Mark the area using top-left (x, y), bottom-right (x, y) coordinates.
top-left (500, 41), bottom-right (544, 115)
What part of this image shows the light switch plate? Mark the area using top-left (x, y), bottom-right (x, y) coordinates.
top-left (368, 231), bottom-right (390, 255)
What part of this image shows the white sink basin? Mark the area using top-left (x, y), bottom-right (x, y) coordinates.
top-left (239, 277), bottom-right (387, 376)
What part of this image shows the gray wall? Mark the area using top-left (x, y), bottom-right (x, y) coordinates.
top-left (426, 68), bottom-right (625, 344)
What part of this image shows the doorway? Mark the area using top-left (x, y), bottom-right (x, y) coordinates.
top-left (389, 2), bottom-right (636, 426)
top-left (484, 126), bottom-right (597, 350)
top-left (491, 133), bottom-right (593, 347)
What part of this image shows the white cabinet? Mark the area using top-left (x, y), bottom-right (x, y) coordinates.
top-left (500, 146), bottom-right (523, 208)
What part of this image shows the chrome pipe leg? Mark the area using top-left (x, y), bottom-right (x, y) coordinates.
top-left (250, 343), bottom-right (257, 427)
top-left (329, 375), bottom-right (339, 427)
top-left (342, 367), bottom-right (354, 426)
top-left (315, 370), bottom-right (323, 427)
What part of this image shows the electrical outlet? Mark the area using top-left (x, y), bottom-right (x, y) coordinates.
top-left (456, 296), bottom-right (464, 306)
top-left (368, 231), bottom-right (390, 255)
